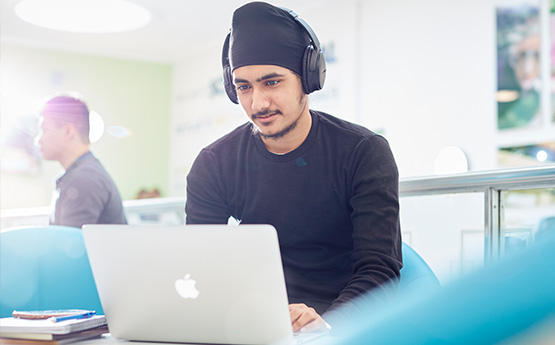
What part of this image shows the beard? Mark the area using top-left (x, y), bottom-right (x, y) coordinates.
top-left (250, 93), bottom-right (307, 141)
top-left (251, 113), bottom-right (299, 141)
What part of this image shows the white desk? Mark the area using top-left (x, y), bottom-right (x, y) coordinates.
top-left (77, 332), bottom-right (329, 345)
top-left (78, 334), bottom-right (196, 344)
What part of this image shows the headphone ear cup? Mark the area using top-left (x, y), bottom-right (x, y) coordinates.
top-left (301, 46), bottom-right (312, 94)
top-left (223, 65), bottom-right (238, 104)
top-left (302, 45), bottom-right (326, 94)
top-left (222, 33), bottom-right (239, 104)
top-left (315, 50), bottom-right (326, 91)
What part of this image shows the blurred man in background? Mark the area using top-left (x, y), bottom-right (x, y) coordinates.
top-left (36, 94), bottom-right (127, 228)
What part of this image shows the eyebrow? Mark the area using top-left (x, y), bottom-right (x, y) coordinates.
top-left (234, 72), bottom-right (286, 84)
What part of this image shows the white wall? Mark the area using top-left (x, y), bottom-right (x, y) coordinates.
top-left (169, 43), bottom-right (245, 196)
top-left (360, 0), bottom-right (499, 177)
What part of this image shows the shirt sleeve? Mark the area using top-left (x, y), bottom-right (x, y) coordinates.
top-left (53, 174), bottom-right (108, 228)
top-left (325, 135), bottom-right (403, 318)
top-left (185, 148), bottom-right (231, 224)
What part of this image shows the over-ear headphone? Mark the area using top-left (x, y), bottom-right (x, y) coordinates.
top-left (221, 7), bottom-right (326, 104)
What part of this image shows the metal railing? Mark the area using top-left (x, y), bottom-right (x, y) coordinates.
top-left (400, 165), bottom-right (555, 196)
top-left (399, 164), bottom-right (555, 262)
top-left (0, 197), bottom-right (187, 229)
top-left (2, 166), bottom-right (554, 248)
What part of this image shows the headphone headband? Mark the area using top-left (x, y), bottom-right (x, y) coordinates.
top-left (278, 7), bottom-right (321, 50)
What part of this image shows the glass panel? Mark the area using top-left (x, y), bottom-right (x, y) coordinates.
top-left (400, 192), bottom-right (485, 285)
top-left (502, 188), bottom-right (555, 256)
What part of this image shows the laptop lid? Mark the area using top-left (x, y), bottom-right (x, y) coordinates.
top-left (82, 224), bottom-right (294, 345)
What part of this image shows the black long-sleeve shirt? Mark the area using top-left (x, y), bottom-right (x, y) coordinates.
top-left (186, 110), bottom-right (402, 318)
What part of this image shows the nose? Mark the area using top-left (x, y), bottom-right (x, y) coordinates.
top-left (250, 86), bottom-right (270, 112)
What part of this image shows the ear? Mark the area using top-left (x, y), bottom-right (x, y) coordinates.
top-left (62, 123), bottom-right (78, 141)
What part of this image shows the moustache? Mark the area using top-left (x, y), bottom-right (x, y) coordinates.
top-left (252, 109), bottom-right (282, 119)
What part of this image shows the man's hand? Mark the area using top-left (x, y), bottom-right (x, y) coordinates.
top-left (289, 303), bottom-right (329, 333)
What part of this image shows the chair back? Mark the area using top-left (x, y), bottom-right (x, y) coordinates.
top-left (0, 226), bottom-right (103, 317)
top-left (398, 242), bottom-right (440, 295)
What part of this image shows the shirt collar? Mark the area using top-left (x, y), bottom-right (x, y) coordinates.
top-left (56, 151), bottom-right (94, 187)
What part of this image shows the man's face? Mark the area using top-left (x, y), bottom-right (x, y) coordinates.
top-left (35, 116), bottom-right (66, 161)
top-left (233, 65), bottom-right (308, 140)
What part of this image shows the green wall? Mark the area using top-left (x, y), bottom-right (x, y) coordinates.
top-left (0, 44), bottom-right (172, 208)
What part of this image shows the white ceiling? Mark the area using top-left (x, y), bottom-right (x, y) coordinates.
top-left (0, 0), bottom-right (327, 64)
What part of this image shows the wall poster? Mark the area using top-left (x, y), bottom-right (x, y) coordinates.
top-left (496, 3), bottom-right (541, 130)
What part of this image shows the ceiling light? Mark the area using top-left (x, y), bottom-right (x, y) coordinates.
top-left (14, 0), bottom-right (151, 33)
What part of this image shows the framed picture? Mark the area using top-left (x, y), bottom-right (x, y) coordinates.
top-left (496, 3), bottom-right (542, 130)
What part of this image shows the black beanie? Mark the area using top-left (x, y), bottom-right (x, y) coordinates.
top-left (229, 2), bottom-right (310, 75)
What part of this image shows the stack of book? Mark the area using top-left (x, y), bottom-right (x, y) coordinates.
top-left (0, 313), bottom-right (108, 345)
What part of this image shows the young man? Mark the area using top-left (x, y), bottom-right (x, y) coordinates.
top-left (36, 95), bottom-right (127, 228)
top-left (186, 2), bottom-right (402, 333)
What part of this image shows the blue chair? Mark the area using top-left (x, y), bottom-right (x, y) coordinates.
top-left (318, 234), bottom-right (555, 345)
top-left (324, 242), bottom-right (440, 334)
top-left (398, 242), bottom-right (441, 295)
top-left (0, 225), bottom-right (103, 317)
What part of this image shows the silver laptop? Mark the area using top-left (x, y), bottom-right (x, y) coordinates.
top-left (82, 224), bottom-right (294, 345)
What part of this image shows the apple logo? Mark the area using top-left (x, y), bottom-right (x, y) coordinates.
top-left (175, 273), bottom-right (200, 299)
